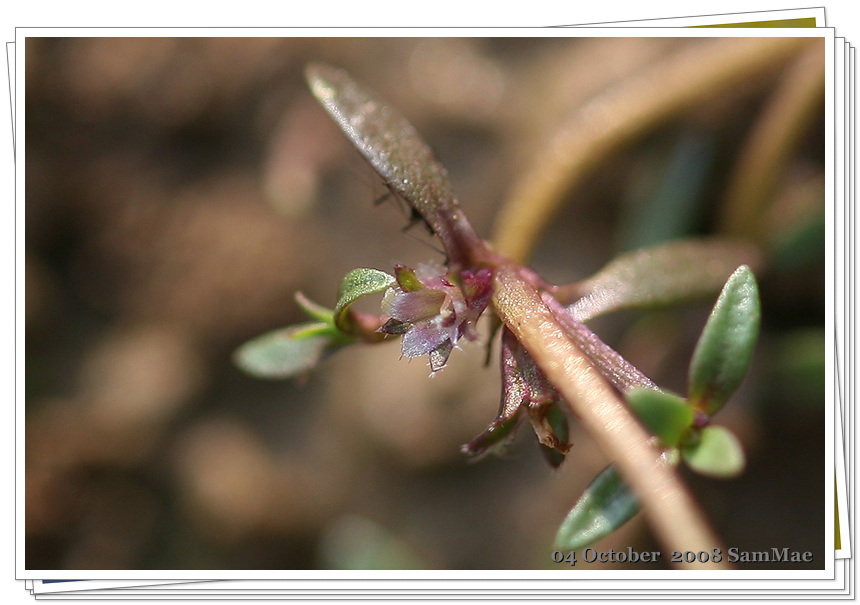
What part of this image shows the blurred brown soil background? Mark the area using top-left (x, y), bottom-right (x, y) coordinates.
top-left (25, 37), bottom-right (825, 570)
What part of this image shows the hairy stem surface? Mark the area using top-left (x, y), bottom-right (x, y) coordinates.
top-left (493, 36), bottom-right (815, 263)
top-left (493, 265), bottom-right (731, 568)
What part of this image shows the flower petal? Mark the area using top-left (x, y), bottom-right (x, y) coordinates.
top-left (400, 322), bottom-right (452, 358)
top-left (387, 289), bottom-right (447, 323)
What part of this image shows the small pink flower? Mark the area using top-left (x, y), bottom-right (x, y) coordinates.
top-left (379, 262), bottom-right (493, 372)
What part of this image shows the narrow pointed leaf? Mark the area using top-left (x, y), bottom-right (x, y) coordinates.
top-left (688, 265), bottom-right (761, 415)
top-left (554, 465), bottom-right (641, 550)
top-left (233, 323), bottom-right (341, 379)
top-left (681, 425), bottom-right (745, 478)
top-left (626, 387), bottom-right (694, 447)
top-left (306, 63), bottom-right (458, 223)
top-left (462, 327), bottom-right (531, 460)
top-left (305, 63), bottom-right (486, 266)
top-left (568, 239), bottom-right (760, 321)
top-left (333, 268), bottom-right (395, 333)
top-left (461, 408), bottom-right (525, 459)
top-left (542, 292), bottom-right (657, 393)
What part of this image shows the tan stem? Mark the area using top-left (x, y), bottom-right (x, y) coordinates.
top-left (492, 36), bottom-right (814, 264)
top-left (719, 40), bottom-right (826, 239)
top-left (493, 265), bottom-right (731, 569)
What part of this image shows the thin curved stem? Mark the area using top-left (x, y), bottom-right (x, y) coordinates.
top-left (719, 40), bottom-right (826, 239)
top-left (492, 265), bottom-right (731, 568)
top-left (492, 36), bottom-right (815, 264)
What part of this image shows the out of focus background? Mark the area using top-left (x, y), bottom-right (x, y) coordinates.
top-left (25, 36), bottom-right (826, 570)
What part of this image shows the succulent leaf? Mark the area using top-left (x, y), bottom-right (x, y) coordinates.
top-left (688, 265), bottom-right (761, 415)
top-left (554, 465), bottom-right (641, 550)
top-left (626, 387), bottom-right (694, 448)
top-left (334, 268), bottom-right (395, 334)
top-left (233, 323), bottom-right (348, 380)
top-left (568, 239), bottom-right (759, 322)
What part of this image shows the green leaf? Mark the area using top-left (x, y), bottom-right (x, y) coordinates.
top-left (626, 387), bottom-right (694, 447)
top-left (333, 268), bottom-right (395, 333)
top-left (554, 465), bottom-right (641, 550)
top-left (688, 265), bottom-right (761, 415)
top-left (568, 239), bottom-right (759, 321)
top-left (681, 425), bottom-right (746, 478)
top-left (233, 322), bottom-right (346, 380)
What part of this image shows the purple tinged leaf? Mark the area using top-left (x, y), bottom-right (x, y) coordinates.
top-left (542, 292), bottom-right (656, 393)
top-left (567, 239), bottom-right (760, 321)
top-left (305, 63), bottom-right (489, 268)
top-left (305, 63), bottom-right (457, 218)
top-left (463, 328), bottom-right (528, 460)
top-left (499, 326), bottom-right (530, 415)
top-left (463, 327), bottom-right (570, 463)
top-left (460, 408), bottom-right (525, 459)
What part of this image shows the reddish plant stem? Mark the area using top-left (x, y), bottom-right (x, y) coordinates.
top-left (539, 292), bottom-right (657, 394)
top-left (492, 265), bottom-right (731, 569)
